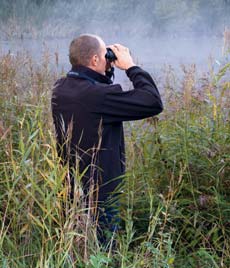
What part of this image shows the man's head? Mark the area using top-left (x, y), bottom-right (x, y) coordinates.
top-left (69, 34), bottom-right (107, 75)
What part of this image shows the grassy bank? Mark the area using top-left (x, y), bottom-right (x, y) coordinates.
top-left (0, 49), bottom-right (230, 267)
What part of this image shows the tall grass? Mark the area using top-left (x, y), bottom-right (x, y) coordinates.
top-left (0, 46), bottom-right (230, 267)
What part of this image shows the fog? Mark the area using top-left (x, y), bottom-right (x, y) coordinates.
top-left (0, 0), bottom-right (230, 84)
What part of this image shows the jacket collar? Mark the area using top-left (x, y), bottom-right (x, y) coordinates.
top-left (71, 65), bottom-right (113, 85)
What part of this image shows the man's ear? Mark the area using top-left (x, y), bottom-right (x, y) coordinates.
top-left (91, 54), bottom-right (98, 66)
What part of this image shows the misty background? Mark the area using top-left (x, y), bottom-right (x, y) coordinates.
top-left (0, 0), bottom-right (230, 83)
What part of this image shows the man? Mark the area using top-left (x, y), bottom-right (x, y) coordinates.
top-left (51, 34), bottom-right (163, 231)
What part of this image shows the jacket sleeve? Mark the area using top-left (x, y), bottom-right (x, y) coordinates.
top-left (94, 66), bottom-right (163, 123)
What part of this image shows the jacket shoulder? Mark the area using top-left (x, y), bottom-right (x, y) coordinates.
top-left (53, 77), bottom-right (66, 90)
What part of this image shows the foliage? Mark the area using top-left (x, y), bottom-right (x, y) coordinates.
top-left (0, 47), bottom-right (230, 267)
top-left (0, 0), bottom-right (230, 39)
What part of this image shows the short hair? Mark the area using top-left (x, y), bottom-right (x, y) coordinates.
top-left (69, 34), bottom-right (101, 66)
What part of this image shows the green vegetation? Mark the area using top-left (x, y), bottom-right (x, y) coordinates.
top-left (0, 48), bottom-right (230, 267)
top-left (0, 0), bottom-right (230, 39)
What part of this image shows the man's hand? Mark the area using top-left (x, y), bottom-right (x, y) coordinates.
top-left (108, 44), bottom-right (135, 70)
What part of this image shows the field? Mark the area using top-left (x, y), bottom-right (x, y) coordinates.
top-left (0, 46), bottom-right (230, 268)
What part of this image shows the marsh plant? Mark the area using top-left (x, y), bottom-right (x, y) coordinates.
top-left (0, 46), bottom-right (230, 267)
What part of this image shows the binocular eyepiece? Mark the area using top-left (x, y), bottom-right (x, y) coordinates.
top-left (105, 48), bottom-right (117, 62)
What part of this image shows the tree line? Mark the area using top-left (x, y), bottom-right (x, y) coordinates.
top-left (0, 0), bottom-right (230, 39)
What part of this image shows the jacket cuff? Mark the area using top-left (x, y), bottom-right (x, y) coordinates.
top-left (125, 66), bottom-right (141, 76)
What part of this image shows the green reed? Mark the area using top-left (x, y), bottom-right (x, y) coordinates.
top-left (0, 49), bottom-right (230, 267)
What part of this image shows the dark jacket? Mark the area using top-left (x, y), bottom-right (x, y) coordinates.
top-left (51, 65), bottom-right (163, 201)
